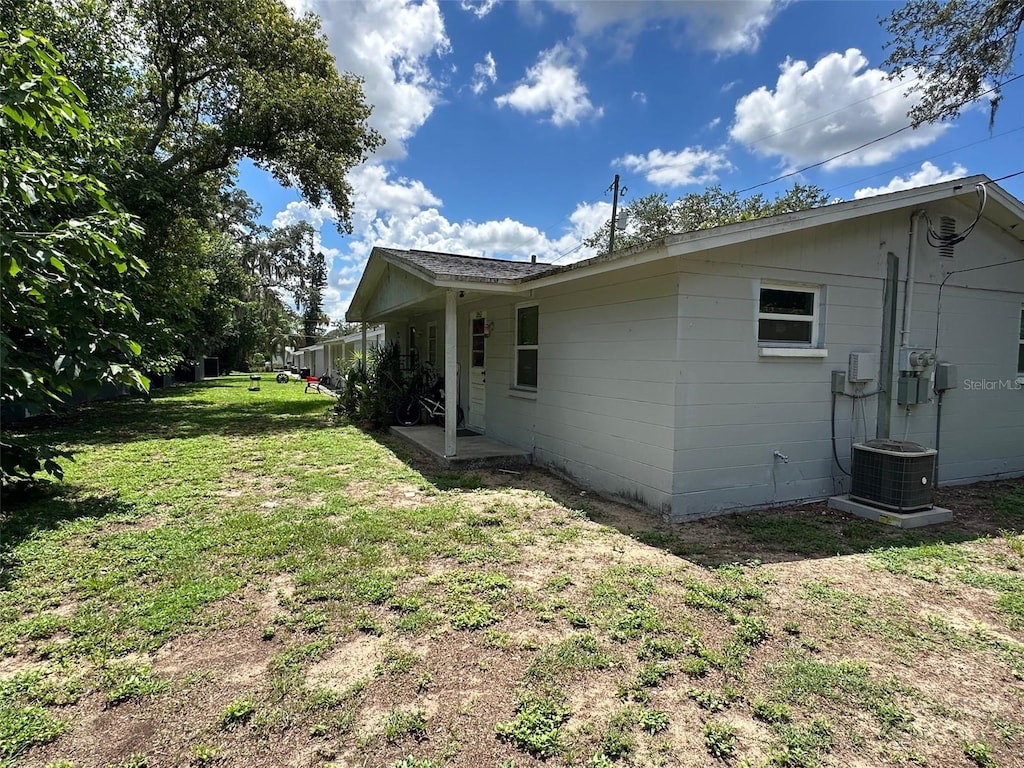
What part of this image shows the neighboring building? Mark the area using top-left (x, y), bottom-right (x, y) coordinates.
top-left (347, 176), bottom-right (1024, 521)
top-left (290, 325), bottom-right (385, 378)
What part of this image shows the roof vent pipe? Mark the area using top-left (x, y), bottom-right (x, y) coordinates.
top-left (530, 253), bottom-right (537, 264)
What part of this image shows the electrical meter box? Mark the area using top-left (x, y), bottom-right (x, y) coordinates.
top-left (899, 347), bottom-right (936, 373)
top-left (897, 376), bottom-right (931, 405)
top-left (848, 352), bottom-right (876, 382)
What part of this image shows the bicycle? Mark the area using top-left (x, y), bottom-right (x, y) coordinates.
top-left (394, 378), bottom-right (465, 427)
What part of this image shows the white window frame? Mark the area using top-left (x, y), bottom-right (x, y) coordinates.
top-left (757, 282), bottom-right (822, 351)
top-left (515, 302), bottom-right (539, 391)
top-left (426, 322), bottom-right (438, 368)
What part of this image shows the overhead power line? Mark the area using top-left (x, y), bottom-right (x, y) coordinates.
top-left (737, 71), bottom-right (1024, 195)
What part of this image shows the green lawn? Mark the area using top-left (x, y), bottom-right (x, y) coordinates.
top-left (1, 377), bottom-right (1022, 768)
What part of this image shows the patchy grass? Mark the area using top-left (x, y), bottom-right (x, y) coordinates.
top-left (0, 376), bottom-right (1021, 767)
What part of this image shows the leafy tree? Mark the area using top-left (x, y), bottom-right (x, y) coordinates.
top-left (8, 0), bottom-right (382, 367)
top-left (299, 248), bottom-right (328, 348)
top-left (585, 183), bottom-right (833, 255)
top-left (882, 0), bottom-right (1024, 126)
top-left (0, 30), bottom-right (146, 480)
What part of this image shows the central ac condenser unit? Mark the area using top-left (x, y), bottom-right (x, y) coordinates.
top-left (850, 439), bottom-right (937, 513)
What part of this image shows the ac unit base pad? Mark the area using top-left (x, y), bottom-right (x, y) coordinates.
top-left (828, 495), bottom-right (952, 529)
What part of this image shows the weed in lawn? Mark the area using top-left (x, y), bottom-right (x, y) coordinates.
top-left (608, 604), bottom-right (663, 642)
top-left (191, 744), bottom-right (219, 764)
top-left (734, 614), bottom-right (770, 646)
top-left (99, 663), bottom-right (169, 705)
top-left (703, 721), bottom-right (737, 758)
top-left (379, 646), bottom-right (420, 676)
top-left (0, 704), bottom-right (67, 762)
top-left (354, 610), bottom-right (386, 635)
top-left (963, 741), bottom-right (997, 768)
top-left (597, 723), bottom-right (635, 760)
top-left (687, 687), bottom-right (736, 712)
top-left (306, 687), bottom-right (346, 711)
top-left (771, 652), bottom-right (915, 731)
top-left (764, 718), bottom-right (834, 768)
top-left (390, 757), bottom-right (443, 768)
top-left (751, 698), bottom-right (792, 724)
top-left (679, 656), bottom-right (710, 677)
top-left (637, 636), bottom-right (686, 660)
top-left (495, 694), bottom-right (571, 758)
top-left (635, 661), bottom-right (672, 688)
top-left (383, 708), bottom-right (428, 743)
top-left (106, 754), bottom-right (148, 768)
top-left (526, 633), bottom-right (615, 682)
top-left (450, 601), bottom-right (500, 630)
top-left (219, 696), bottom-right (256, 729)
top-left (636, 707), bottom-right (670, 734)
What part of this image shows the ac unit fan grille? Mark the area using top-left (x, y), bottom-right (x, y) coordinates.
top-left (850, 440), bottom-right (936, 513)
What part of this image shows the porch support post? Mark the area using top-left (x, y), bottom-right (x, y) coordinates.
top-left (360, 322), bottom-right (368, 370)
top-left (444, 288), bottom-right (458, 457)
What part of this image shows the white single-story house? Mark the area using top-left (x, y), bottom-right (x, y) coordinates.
top-left (289, 325), bottom-right (385, 379)
top-left (346, 176), bottom-right (1024, 521)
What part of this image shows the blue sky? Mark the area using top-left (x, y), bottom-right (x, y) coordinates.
top-left (240, 0), bottom-right (1024, 322)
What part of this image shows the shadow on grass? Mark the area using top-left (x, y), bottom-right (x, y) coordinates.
top-left (585, 479), bottom-right (1024, 568)
top-left (0, 483), bottom-right (136, 590)
top-left (362, 421), bottom-right (1024, 568)
top-left (12, 380), bottom-right (334, 447)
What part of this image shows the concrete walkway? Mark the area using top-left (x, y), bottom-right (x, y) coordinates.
top-left (390, 426), bottom-right (531, 468)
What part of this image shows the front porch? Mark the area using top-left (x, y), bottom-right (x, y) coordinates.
top-left (390, 426), bottom-right (531, 469)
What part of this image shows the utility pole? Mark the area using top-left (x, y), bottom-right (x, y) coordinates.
top-left (607, 174), bottom-right (627, 254)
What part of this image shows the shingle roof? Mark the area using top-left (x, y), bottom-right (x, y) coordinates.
top-left (377, 247), bottom-right (554, 283)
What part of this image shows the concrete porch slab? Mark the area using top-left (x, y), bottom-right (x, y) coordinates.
top-left (390, 426), bottom-right (531, 469)
top-left (828, 495), bottom-right (953, 528)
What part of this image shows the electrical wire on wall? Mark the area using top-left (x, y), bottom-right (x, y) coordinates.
top-left (924, 182), bottom-right (988, 248)
top-left (831, 384), bottom-right (886, 477)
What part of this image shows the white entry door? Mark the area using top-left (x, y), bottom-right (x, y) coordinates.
top-left (468, 313), bottom-right (487, 430)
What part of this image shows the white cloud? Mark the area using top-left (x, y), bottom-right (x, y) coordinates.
top-left (471, 52), bottom-right (498, 95)
top-left (853, 162), bottom-right (968, 199)
top-left (306, 0), bottom-right (450, 160)
top-left (494, 43), bottom-right (602, 126)
top-left (616, 147), bottom-right (732, 187)
top-left (460, 0), bottom-right (498, 18)
top-left (632, 90), bottom-right (647, 105)
top-left (707, 116), bottom-right (722, 130)
top-left (551, 0), bottom-right (784, 54)
top-left (730, 49), bottom-right (949, 170)
top-left (278, 167), bottom-right (608, 320)
top-left (272, 200), bottom-right (337, 230)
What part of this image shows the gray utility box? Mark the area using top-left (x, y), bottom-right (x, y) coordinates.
top-left (935, 362), bottom-right (958, 392)
top-left (897, 375), bottom-right (931, 405)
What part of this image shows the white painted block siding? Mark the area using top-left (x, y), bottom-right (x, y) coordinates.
top-left (382, 200), bottom-right (1023, 521)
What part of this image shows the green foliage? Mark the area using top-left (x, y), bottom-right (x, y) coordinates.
top-left (336, 341), bottom-right (409, 425)
top-left (99, 663), bottom-right (169, 705)
top-left (1, 29), bottom-right (146, 481)
top-left (752, 698), bottom-right (792, 725)
top-left (219, 696), bottom-right (257, 729)
top-left (382, 708), bottom-right (427, 743)
top-left (882, 0), bottom-right (1023, 127)
top-left (495, 695), bottom-right (571, 758)
top-left (584, 183), bottom-right (832, 254)
top-left (963, 740), bottom-right (996, 768)
top-left (703, 721), bottom-right (737, 759)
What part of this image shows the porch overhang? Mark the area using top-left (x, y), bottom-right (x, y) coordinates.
top-left (346, 247), bottom-right (545, 324)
